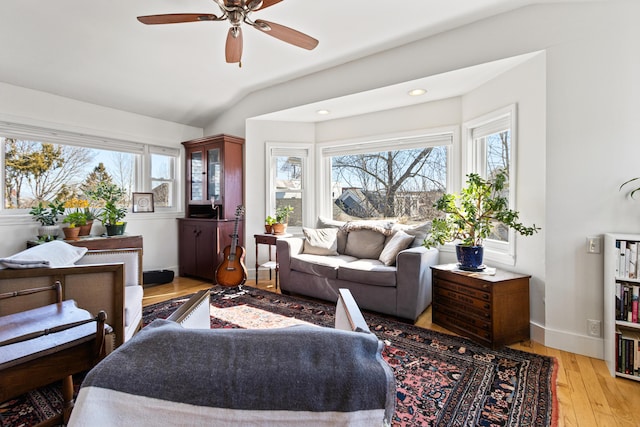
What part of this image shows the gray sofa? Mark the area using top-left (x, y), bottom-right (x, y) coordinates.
top-left (277, 218), bottom-right (438, 321)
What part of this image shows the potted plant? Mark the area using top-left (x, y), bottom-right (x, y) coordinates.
top-left (423, 171), bottom-right (539, 270)
top-left (29, 200), bottom-right (65, 241)
top-left (272, 205), bottom-right (294, 235)
top-left (64, 198), bottom-right (93, 236)
top-left (88, 183), bottom-right (128, 236)
top-left (265, 215), bottom-right (276, 234)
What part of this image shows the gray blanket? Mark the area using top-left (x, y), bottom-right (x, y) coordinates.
top-left (70, 319), bottom-right (395, 426)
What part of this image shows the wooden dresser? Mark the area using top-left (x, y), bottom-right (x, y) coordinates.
top-left (431, 264), bottom-right (530, 349)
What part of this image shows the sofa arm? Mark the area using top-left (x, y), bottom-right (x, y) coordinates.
top-left (276, 237), bottom-right (304, 289)
top-left (395, 246), bottom-right (439, 321)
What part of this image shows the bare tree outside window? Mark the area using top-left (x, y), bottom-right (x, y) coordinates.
top-left (331, 145), bottom-right (448, 223)
top-left (3, 137), bottom-right (136, 209)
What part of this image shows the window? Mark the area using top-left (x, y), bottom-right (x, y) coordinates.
top-left (149, 147), bottom-right (179, 208)
top-left (1, 122), bottom-right (179, 212)
top-left (464, 104), bottom-right (517, 263)
top-left (320, 131), bottom-right (454, 225)
top-left (265, 143), bottom-right (312, 231)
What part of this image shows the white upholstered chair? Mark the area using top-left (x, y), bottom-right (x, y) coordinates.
top-left (75, 248), bottom-right (143, 343)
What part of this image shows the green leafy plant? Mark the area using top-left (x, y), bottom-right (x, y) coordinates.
top-left (275, 205), bottom-right (294, 224)
top-left (87, 183), bottom-right (128, 226)
top-left (29, 200), bottom-right (65, 226)
top-left (64, 211), bottom-right (87, 228)
top-left (265, 215), bottom-right (276, 226)
top-left (423, 171), bottom-right (539, 248)
top-left (620, 177), bottom-right (640, 199)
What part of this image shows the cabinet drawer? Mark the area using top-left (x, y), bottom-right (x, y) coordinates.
top-left (433, 294), bottom-right (490, 319)
top-left (433, 278), bottom-right (491, 301)
top-left (433, 287), bottom-right (492, 313)
top-left (433, 310), bottom-right (492, 342)
top-left (433, 302), bottom-right (491, 331)
top-left (432, 269), bottom-right (492, 292)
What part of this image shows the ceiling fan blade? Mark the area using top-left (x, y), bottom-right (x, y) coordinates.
top-left (137, 14), bottom-right (219, 25)
top-left (255, 0), bottom-right (283, 10)
top-left (254, 19), bottom-right (318, 50)
top-left (225, 27), bottom-right (243, 63)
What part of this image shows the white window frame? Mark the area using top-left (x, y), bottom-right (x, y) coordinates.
top-left (147, 145), bottom-right (180, 209)
top-left (317, 127), bottom-right (459, 221)
top-left (265, 142), bottom-right (314, 233)
top-left (462, 104), bottom-right (517, 265)
top-left (0, 121), bottom-right (182, 216)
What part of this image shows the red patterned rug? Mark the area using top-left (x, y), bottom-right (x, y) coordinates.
top-left (1, 285), bottom-right (557, 427)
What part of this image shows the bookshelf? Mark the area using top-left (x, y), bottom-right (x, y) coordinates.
top-left (604, 233), bottom-right (640, 380)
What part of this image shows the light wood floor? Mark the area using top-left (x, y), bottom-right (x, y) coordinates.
top-left (143, 276), bottom-right (640, 427)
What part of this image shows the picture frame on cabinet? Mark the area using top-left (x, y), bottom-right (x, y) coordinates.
top-left (132, 192), bottom-right (154, 213)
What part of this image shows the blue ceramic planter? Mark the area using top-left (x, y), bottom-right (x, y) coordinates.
top-left (455, 244), bottom-right (484, 271)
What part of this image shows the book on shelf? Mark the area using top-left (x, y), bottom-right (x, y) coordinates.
top-left (616, 282), bottom-right (640, 324)
top-left (616, 239), bottom-right (640, 279)
top-left (616, 329), bottom-right (640, 376)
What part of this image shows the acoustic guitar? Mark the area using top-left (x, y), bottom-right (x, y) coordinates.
top-left (215, 205), bottom-right (248, 287)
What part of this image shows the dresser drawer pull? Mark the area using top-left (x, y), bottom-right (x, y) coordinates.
top-left (484, 304), bottom-right (490, 310)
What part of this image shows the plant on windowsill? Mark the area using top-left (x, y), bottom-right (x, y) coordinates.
top-left (422, 171), bottom-right (540, 271)
top-left (29, 200), bottom-right (65, 241)
top-left (88, 182), bottom-right (129, 236)
top-left (272, 205), bottom-right (294, 235)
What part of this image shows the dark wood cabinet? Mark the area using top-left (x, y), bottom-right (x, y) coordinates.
top-left (182, 134), bottom-right (244, 220)
top-left (178, 219), bottom-right (239, 281)
top-left (431, 264), bottom-right (530, 349)
top-left (179, 134), bottom-right (244, 281)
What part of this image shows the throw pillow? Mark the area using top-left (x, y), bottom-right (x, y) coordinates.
top-left (302, 228), bottom-right (339, 256)
top-left (378, 230), bottom-right (415, 266)
top-left (316, 217), bottom-right (348, 254)
top-left (393, 221), bottom-right (432, 248)
top-left (0, 240), bottom-right (88, 269)
top-left (343, 230), bottom-right (387, 259)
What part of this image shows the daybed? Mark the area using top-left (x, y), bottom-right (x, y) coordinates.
top-left (277, 218), bottom-right (439, 321)
top-left (0, 241), bottom-right (143, 347)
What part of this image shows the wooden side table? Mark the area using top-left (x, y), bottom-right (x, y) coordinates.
top-left (431, 264), bottom-right (530, 349)
top-left (254, 233), bottom-right (291, 288)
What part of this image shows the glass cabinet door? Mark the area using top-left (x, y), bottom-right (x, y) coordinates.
top-left (189, 150), bottom-right (204, 201)
top-left (207, 147), bottom-right (221, 203)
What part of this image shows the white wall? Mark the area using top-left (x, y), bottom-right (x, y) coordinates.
top-left (461, 53), bottom-right (547, 342)
top-left (0, 82), bottom-right (203, 272)
top-left (206, 1), bottom-right (640, 358)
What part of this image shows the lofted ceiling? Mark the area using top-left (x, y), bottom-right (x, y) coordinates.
top-left (0, 0), bottom-right (573, 128)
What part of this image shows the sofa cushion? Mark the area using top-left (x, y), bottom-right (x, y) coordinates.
top-left (337, 260), bottom-right (397, 287)
top-left (125, 285), bottom-right (144, 327)
top-left (379, 230), bottom-right (415, 266)
top-left (290, 254), bottom-right (357, 279)
top-left (341, 220), bottom-right (395, 236)
top-left (302, 228), bottom-right (339, 256)
top-left (316, 217), bottom-right (348, 254)
top-left (344, 230), bottom-right (387, 259)
top-left (393, 221), bottom-right (432, 248)
top-left (0, 241), bottom-right (88, 269)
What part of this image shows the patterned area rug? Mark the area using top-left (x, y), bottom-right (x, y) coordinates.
top-left (1, 285), bottom-right (557, 427)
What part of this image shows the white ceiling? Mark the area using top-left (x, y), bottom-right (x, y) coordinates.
top-left (0, 0), bottom-right (568, 128)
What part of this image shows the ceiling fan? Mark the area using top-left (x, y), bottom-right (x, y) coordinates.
top-left (137, 0), bottom-right (319, 65)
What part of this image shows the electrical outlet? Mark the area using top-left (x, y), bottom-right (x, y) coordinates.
top-left (587, 319), bottom-right (601, 337)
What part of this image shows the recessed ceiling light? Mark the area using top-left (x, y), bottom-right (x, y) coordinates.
top-left (408, 88), bottom-right (427, 96)
top-left (316, 109), bottom-right (330, 115)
